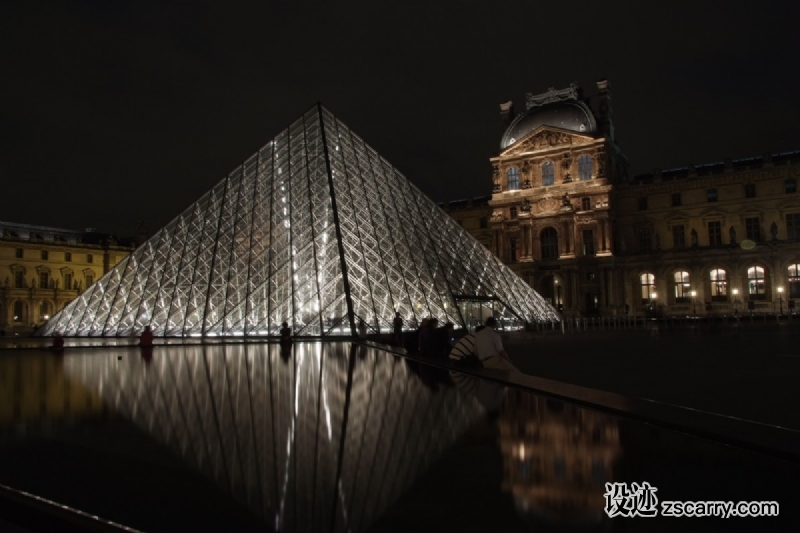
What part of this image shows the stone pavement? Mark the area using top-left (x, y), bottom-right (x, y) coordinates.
top-left (503, 320), bottom-right (800, 431)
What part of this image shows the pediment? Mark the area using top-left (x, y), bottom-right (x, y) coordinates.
top-left (500, 126), bottom-right (596, 157)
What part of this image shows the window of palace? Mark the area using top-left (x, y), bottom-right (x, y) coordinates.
top-left (509, 238), bottom-right (518, 262)
top-left (64, 272), bottom-right (73, 291)
top-left (540, 227), bottom-right (559, 259)
top-left (578, 155), bottom-right (593, 181)
top-left (640, 273), bottom-right (656, 303)
top-left (65, 252), bottom-right (72, 262)
top-left (789, 264), bottom-right (800, 298)
top-left (507, 167), bottom-right (520, 191)
top-left (671, 193), bottom-right (681, 207)
top-left (479, 217), bottom-right (488, 229)
top-left (710, 268), bottom-right (727, 301)
top-left (15, 248), bottom-right (23, 258)
top-left (786, 213), bottom-right (800, 240)
top-left (747, 266), bottom-right (766, 300)
top-left (672, 225), bottom-right (685, 248)
top-left (707, 189), bottom-right (718, 202)
top-left (39, 271), bottom-right (49, 289)
top-left (745, 183), bottom-right (756, 198)
top-left (14, 271), bottom-right (25, 288)
top-left (674, 271), bottom-right (690, 302)
top-left (582, 197), bottom-right (591, 210)
top-left (745, 217), bottom-right (761, 241)
top-left (41, 250), bottom-right (48, 260)
top-left (638, 227), bottom-right (652, 251)
top-left (542, 162), bottom-right (555, 186)
top-left (786, 179), bottom-right (797, 194)
top-left (87, 254), bottom-right (93, 263)
top-left (86, 273), bottom-right (94, 287)
top-left (509, 206), bottom-right (518, 219)
top-left (13, 301), bottom-right (25, 322)
top-left (708, 221), bottom-right (722, 246)
top-left (39, 301), bottom-right (49, 319)
top-left (638, 197), bottom-right (648, 210)
top-left (582, 229), bottom-right (595, 256)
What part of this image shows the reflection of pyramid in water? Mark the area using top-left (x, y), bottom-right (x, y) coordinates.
top-left (42, 104), bottom-right (557, 337)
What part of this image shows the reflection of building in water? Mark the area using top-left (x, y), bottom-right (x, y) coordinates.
top-left (0, 354), bottom-right (103, 432)
top-left (498, 392), bottom-right (622, 526)
top-left (62, 343), bottom-right (483, 533)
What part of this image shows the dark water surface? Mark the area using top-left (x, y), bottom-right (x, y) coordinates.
top-left (0, 342), bottom-right (796, 532)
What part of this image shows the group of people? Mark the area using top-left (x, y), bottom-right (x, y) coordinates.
top-left (414, 315), bottom-right (517, 372)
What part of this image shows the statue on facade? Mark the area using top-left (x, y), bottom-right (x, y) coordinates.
top-left (690, 228), bottom-right (698, 247)
top-left (770, 221), bottom-right (778, 240)
top-left (561, 193), bottom-right (571, 208)
top-left (729, 226), bottom-right (736, 245)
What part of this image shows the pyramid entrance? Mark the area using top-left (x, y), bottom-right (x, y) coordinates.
top-left (41, 105), bottom-right (558, 337)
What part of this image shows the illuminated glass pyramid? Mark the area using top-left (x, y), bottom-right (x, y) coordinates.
top-left (41, 104), bottom-right (558, 337)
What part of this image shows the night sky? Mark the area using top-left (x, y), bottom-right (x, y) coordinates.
top-left (3, 2), bottom-right (800, 237)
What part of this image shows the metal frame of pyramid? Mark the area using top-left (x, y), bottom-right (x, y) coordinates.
top-left (40, 104), bottom-right (559, 337)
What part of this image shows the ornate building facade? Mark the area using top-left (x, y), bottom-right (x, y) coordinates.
top-left (445, 81), bottom-right (800, 317)
top-left (0, 221), bottom-right (135, 333)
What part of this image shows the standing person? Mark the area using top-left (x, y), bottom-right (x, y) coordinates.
top-left (392, 312), bottom-right (404, 346)
top-left (474, 317), bottom-right (518, 371)
top-left (280, 321), bottom-right (292, 344)
top-left (139, 326), bottom-right (154, 348)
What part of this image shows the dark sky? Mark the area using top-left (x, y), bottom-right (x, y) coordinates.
top-left (3, 1), bottom-right (799, 237)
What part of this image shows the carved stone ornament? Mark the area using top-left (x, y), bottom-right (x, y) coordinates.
top-left (525, 83), bottom-right (581, 109)
top-left (537, 197), bottom-right (561, 213)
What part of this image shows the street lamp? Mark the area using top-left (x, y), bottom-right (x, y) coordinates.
top-left (732, 288), bottom-right (739, 316)
top-left (778, 286), bottom-right (784, 316)
top-left (690, 290), bottom-right (697, 316)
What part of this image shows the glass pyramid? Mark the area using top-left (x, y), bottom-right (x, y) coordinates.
top-left (41, 104), bottom-right (558, 337)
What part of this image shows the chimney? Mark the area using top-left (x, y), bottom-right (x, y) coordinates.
top-left (500, 101), bottom-right (515, 132)
top-left (595, 79), bottom-right (614, 141)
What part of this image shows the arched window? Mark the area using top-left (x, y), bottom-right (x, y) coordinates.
top-left (13, 301), bottom-right (25, 323)
top-left (39, 301), bottom-right (50, 321)
top-left (578, 155), bottom-right (593, 181)
top-left (789, 263), bottom-right (800, 298)
top-left (640, 273), bottom-right (656, 302)
top-left (540, 227), bottom-right (559, 259)
top-left (674, 271), bottom-right (690, 302)
top-left (542, 161), bottom-right (555, 186)
top-left (507, 167), bottom-right (520, 191)
top-left (710, 269), bottom-right (727, 301)
top-left (747, 266), bottom-right (765, 299)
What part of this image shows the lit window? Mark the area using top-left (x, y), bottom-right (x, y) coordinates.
top-left (708, 221), bottom-right (722, 246)
top-left (745, 217), bottom-right (761, 241)
top-left (41, 250), bottom-right (48, 260)
top-left (674, 271), bottom-right (690, 301)
top-left (747, 266), bottom-right (765, 299)
top-left (786, 179), bottom-right (797, 194)
top-left (578, 155), bottom-right (593, 181)
top-left (542, 162), bottom-right (555, 186)
top-left (640, 273), bottom-right (656, 302)
top-left (710, 269), bottom-right (727, 300)
top-left (671, 193), bottom-right (681, 207)
top-left (507, 167), bottom-right (520, 190)
top-left (540, 227), bottom-right (559, 259)
top-left (707, 189), bottom-right (718, 202)
top-left (789, 264), bottom-right (800, 298)
top-left (745, 183), bottom-right (756, 198)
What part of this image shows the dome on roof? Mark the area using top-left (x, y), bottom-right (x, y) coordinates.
top-left (501, 100), bottom-right (597, 149)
